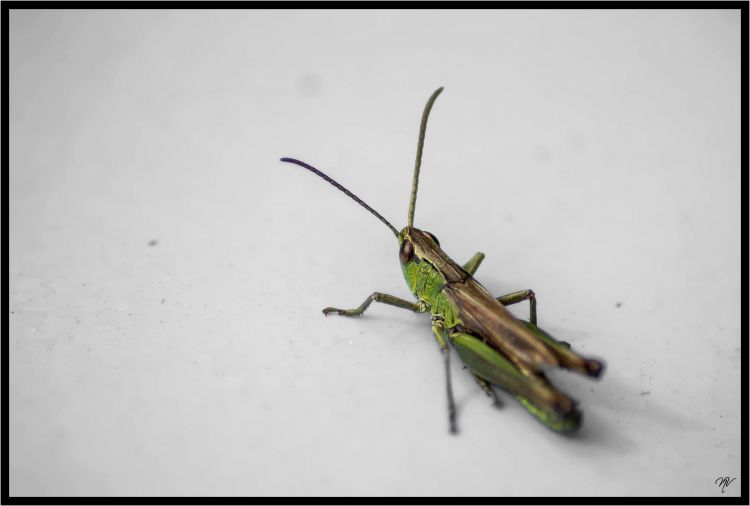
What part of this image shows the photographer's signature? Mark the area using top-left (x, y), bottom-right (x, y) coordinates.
top-left (715, 476), bottom-right (736, 493)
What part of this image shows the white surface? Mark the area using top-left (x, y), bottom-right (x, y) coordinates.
top-left (8, 9), bottom-right (741, 497)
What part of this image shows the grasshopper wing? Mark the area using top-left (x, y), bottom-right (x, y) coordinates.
top-left (442, 278), bottom-right (559, 373)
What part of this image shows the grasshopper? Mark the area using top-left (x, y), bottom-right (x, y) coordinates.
top-left (281, 87), bottom-right (604, 433)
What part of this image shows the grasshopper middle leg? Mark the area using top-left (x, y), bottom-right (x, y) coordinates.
top-left (323, 292), bottom-right (424, 317)
top-left (496, 290), bottom-right (600, 375)
top-left (496, 290), bottom-right (571, 349)
top-left (497, 289), bottom-right (537, 325)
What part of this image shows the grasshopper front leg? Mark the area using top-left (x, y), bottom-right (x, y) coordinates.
top-left (323, 292), bottom-right (424, 317)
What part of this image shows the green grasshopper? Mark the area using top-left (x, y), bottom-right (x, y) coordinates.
top-left (281, 87), bottom-right (604, 433)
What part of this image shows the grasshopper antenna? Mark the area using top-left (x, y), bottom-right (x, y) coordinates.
top-left (280, 157), bottom-right (400, 237)
top-left (407, 86), bottom-right (444, 228)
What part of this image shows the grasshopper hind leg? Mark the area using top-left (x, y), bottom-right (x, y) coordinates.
top-left (449, 331), bottom-right (582, 432)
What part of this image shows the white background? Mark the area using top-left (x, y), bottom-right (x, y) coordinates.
top-left (9, 9), bottom-right (741, 497)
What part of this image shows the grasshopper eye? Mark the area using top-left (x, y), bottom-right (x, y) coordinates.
top-left (423, 231), bottom-right (440, 246)
top-left (399, 239), bottom-right (415, 265)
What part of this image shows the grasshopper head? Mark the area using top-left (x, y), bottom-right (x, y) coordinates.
top-left (397, 227), bottom-right (441, 265)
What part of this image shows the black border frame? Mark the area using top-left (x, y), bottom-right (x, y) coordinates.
top-left (2, 2), bottom-right (746, 504)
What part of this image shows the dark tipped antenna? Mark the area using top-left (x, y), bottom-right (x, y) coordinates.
top-left (407, 87), bottom-right (444, 228)
top-left (280, 157), bottom-right (399, 237)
